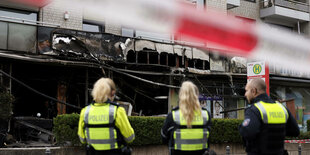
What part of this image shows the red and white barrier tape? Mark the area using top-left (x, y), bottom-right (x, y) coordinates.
top-left (285, 139), bottom-right (310, 143)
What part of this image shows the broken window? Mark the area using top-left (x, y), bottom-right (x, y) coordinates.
top-left (126, 50), bottom-right (136, 63)
top-left (204, 60), bottom-right (210, 70)
top-left (160, 52), bottom-right (168, 66)
top-left (137, 51), bottom-right (147, 64)
top-left (195, 59), bottom-right (204, 70)
top-left (168, 54), bottom-right (176, 67)
top-left (178, 56), bottom-right (185, 68)
top-left (149, 51), bottom-right (159, 64)
top-left (188, 59), bottom-right (194, 68)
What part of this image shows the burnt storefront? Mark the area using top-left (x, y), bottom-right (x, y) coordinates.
top-left (0, 20), bottom-right (248, 146)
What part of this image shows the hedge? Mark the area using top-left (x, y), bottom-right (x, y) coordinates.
top-left (307, 119), bottom-right (310, 131)
top-left (128, 116), bottom-right (165, 146)
top-left (53, 114), bottom-right (304, 146)
top-left (53, 113), bottom-right (80, 146)
top-left (210, 119), bottom-right (243, 143)
top-left (53, 114), bottom-right (244, 146)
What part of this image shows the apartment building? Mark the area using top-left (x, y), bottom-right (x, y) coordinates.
top-left (0, 0), bottom-right (310, 129)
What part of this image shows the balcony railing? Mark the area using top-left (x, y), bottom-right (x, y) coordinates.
top-left (0, 16), bottom-right (60, 54)
top-left (260, 0), bottom-right (309, 13)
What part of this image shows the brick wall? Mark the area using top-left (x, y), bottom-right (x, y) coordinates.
top-left (105, 21), bottom-right (122, 35)
top-left (228, 0), bottom-right (260, 20)
top-left (39, 0), bottom-right (83, 30)
top-left (206, 0), bottom-right (227, 12)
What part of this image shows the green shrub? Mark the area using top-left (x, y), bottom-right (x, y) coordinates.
top-left (53, 113), bottom-right (80, 146)
top-left (128, 116), bottom-right (165, 146)
top-left (53, 114), bottom-right (245, 145)
top-left (53, 114), bottom-right (303, 146)
top-left (210, 119), bottom-right (243, 143)
top-left (307, 120), bottom-right (310, 131)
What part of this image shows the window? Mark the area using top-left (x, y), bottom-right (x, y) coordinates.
top-left (245, 0), bottom-right (256, 2)
top-left (0, 7), bottom-right (37, 22)
top-left (122, 28), bottom-right (134, 38)
top-left (196, 0), bottom-right (205, 11)
top-left (122, 27), bottom-right (172, 43)
top-left (82, 21), bottom-right (104, 33)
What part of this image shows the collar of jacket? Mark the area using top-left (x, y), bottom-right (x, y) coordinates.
top-left (251, 93), bottom-right (274, 104)
top-left (92, 99), bottom-right (112, 106)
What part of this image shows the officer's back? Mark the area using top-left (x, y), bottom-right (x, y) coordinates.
top-left (239, 78), bottom-right (299, 155)
top-left (78, 78), bottom-right (135, 155)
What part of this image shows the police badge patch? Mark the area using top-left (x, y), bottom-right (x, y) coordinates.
top-left (242, 118), bottom-right (250, 127)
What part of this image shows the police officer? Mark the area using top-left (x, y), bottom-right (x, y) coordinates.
top-left (161, 81), bottom-right (211, 155)
top-left (78, 78), bottom-right (135, 155)
top-left (239, 78), bottom-right (299, 155)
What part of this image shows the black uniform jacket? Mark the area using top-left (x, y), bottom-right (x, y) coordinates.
top-left (239, 93), bottom-right (300, 155)
top-left (161, 107), bottom-right (212, 155)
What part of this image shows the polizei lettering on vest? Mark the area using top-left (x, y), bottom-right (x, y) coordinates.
top-left (269, 112), bottom-right (284, 118)
top-left (89, 114), bottom-right (109, 122)
top-left (181, 115), bottom-right (202, 122)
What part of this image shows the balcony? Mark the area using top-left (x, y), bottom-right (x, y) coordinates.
top-left (227, 0), bottom-right (241, 9)
top-left (0, 16), bottom-right (59, 54)
top-left (260, 0), bottom-right (310, 26)
top-left (0, 17), bottom-right (211, 71)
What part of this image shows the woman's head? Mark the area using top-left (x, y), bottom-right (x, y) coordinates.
top-left (178, 81), bottom-right (201, 127)
top-left (91, 78), bottom-right (116, 103)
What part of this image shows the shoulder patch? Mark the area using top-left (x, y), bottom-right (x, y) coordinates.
top-left (242, 118), bottom-right (250, 127)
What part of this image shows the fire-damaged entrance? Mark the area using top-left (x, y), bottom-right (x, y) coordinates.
top-left (0, 58), bottom-right (104, 147)
top-left (0, 55), bottom-right (175, 147)
top-left (10, 62), bottom-right (99, 117)
top-left (0, 23), bottom-right (246, 147)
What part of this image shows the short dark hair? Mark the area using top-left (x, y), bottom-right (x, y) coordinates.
top-left (250, 78), bottom-right (266, 92)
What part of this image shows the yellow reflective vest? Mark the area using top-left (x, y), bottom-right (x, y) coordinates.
top-left (78, 102), bottom-right (135, 150)
top-left (254, 101), bottom-right (288, 124)
top-left (172, 109), bottom-right (209, 151)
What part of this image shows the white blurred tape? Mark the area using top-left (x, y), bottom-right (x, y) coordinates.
top-left (252, 24), bottom-right (310, 73)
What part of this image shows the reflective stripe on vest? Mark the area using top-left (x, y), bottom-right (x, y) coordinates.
top-left (84, 104), bottom-right (118, 150)
top-left (172, 109), bottom-right (209, 151)
top-left (254, 101), bottom-right (288, 124)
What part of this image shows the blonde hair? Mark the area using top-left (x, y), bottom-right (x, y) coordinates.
top-left (91, 78), bottom-right (116, 103)
top-left (179, 81), bottom-right (201, 128)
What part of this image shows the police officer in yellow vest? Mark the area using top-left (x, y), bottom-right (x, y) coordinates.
top-left (78, 78), bottom-right (135, 155)
top-left (240, 78), bottom-right (299, 155)
top-left (161, 81), bottom-right (211, 155)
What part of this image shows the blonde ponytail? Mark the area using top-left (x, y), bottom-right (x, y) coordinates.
top-left (179, 81), bottom-right (201, 128)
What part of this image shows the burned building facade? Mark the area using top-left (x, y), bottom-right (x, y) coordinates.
top-left (1, 0), bottom-right (310, 131)
top-left (0, 3), bottom-right (248, 120)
